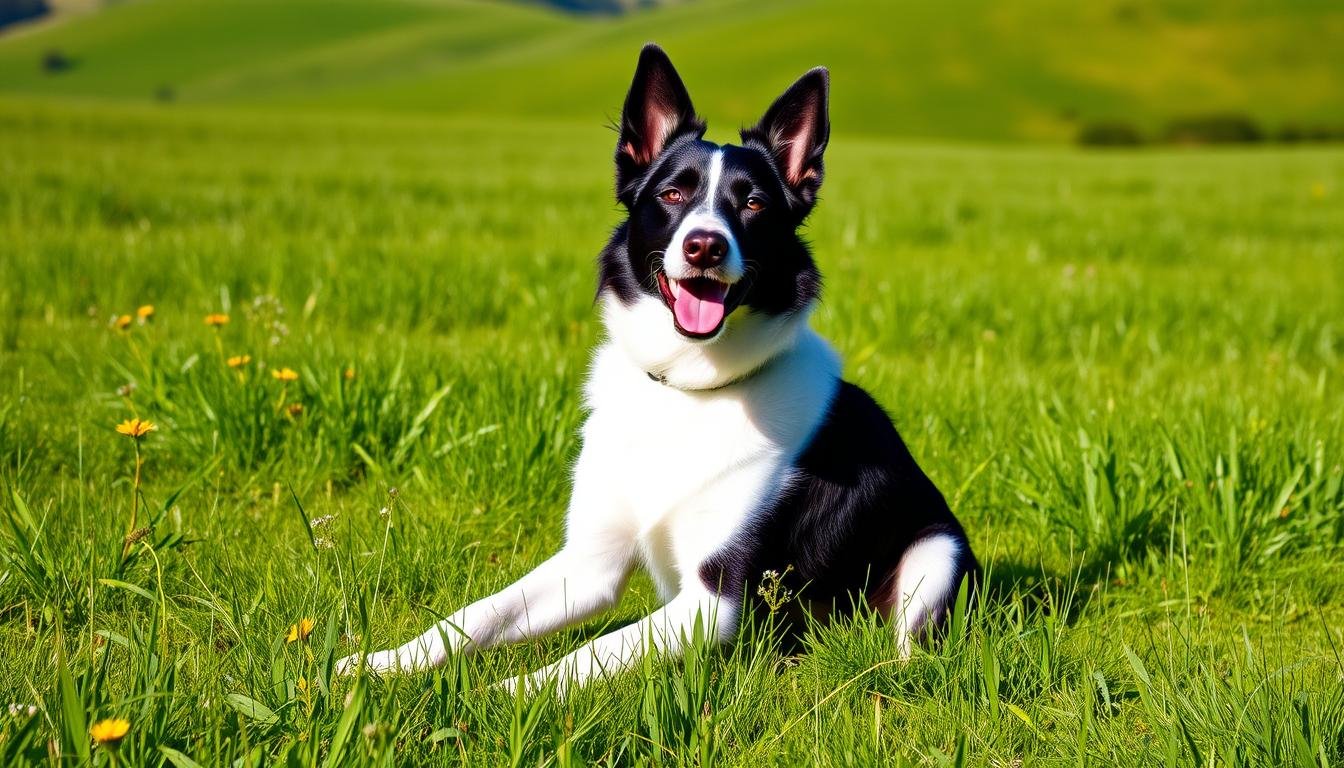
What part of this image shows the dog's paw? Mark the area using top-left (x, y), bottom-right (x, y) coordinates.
top-left (493, 674), bottom-right (549, 698)
top-left (334, 649), bottom-right (402, 677)
top-left (334, 653), bottom-right (358, 677)
top-left (492, 675), bottom-right (523, 696)
top-left (333, 652), bottom-right (366, 677)
top-left (493, 668), bottom-right (569, 698)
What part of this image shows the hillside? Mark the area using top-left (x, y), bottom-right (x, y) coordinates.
top-left (1, 0), bottom-right (1341, 141)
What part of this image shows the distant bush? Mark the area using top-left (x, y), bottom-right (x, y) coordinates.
top-left (155, 84), bottom-right (176, 103)
top-left (1276, 123), bottom-right (1344, 144)
top-left (1111, 1), bottom-right (1142, 23)
top-left (1163, 113), bottom-right (1263, 144)
top-left (41, 48), bottom-right (73, 74)
top-left (538, 0), bottom-right (626, 13)
top-left (1077, 120), bottom-right (1145, 147)
top-left (1277, 125), bottom-right (1303, 143)
top-left (0, 0), bottom-right (49, 29)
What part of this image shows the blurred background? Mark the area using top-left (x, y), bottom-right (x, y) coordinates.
top-left (2, 0), bottom-right (1343, 145)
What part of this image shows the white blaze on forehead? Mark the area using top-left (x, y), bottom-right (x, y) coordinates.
top-left (701, 150), bottom-right (724, 212)
top-left (662, 150), bottom-right (743, 283)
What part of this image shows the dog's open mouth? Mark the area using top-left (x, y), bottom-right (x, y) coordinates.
top-left (656, 272), bottom-right (733, 339)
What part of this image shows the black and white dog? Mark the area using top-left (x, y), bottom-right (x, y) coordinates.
top-left (338, 45), bottom-right (977, 693)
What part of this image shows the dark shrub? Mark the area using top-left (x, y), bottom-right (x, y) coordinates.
top-left (0, 0), bottom-right (49, 28)
top-left (539, 0), bottom-right (625, 13)
top-left (1264, 123), bottom-right (1344, 144)
top-left (1300, 124), bottom-right (1344, 143)
top-left (1112, 1), bottom-right (1141, 23)
top-left (1278, 124), bottom-right (1305, 144)
top-left (1303, 125), bottom-right (1340, 142)
top-left (41, 48), bottom-right (72, 74)
top-left (1163, 113), bottom-right (1263, 144)
top-left (1077, 120), bottom-right (1145, 147)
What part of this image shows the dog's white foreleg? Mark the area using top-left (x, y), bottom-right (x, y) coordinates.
top-left (497, 586), bottom-right (734, 695)
top-left (337, 542), bottom-right (633, 675)
top-left (337, 442), bottom-right (635, 676)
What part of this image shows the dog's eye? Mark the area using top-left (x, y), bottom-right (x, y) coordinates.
top-left (745, 196), bottom-right (765, 212)
top-left (658, 189), bottom-right (683, 204)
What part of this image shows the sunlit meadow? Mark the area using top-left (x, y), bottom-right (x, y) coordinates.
top-left (0, 92), bottom-right (1342, 765)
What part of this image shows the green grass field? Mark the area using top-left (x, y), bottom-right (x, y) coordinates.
top-left (1, 98), bottom-right (1341, 765)
top-left (2, 0), bottom-right (1344, 765)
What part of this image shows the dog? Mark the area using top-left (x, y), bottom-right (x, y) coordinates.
top-left (337, 44), bottom-right (978, 694)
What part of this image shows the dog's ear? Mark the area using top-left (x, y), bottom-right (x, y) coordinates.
top-left (742, 67), bottom-right (830, 211)
top-left (616, 44), bottom-right (703, 204)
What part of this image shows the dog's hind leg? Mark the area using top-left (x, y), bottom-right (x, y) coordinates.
top-left (882, 531), bottom-right (970, 660)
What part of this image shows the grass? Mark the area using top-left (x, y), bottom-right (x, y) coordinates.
top-left (2, 0), bottom-right (1344, 141)
top-left (1, 91), bottom-right (1343, 764)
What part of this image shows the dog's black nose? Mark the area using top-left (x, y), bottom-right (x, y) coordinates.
top-left (682, 229), bottom-right (728, 269)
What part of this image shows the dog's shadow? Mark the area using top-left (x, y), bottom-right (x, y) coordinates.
top-left (976, 556), bottom-right (1101, 623)
top-left (545, 555), bottom-right (1099, 665)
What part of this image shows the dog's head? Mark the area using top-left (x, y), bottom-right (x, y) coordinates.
top-left (598, 45), bottom-right (829, 388)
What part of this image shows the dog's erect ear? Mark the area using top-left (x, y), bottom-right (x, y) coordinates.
top-left (742, 68), bottom-right (830, 210)
top-left (616, 44), bottom-right (703, 203)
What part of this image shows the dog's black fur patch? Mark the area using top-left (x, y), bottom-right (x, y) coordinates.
top-left (699, 382), bottom-right (978, 629)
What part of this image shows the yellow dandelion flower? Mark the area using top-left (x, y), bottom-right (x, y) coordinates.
top-left (136, 305), bottom-right (155, 321)
top-left (227, 354), bottom-right (252, 368)
top-left (204, 313), bottom-right (230, 327)
top-left (114, 315), bottom-right (133, 331)
top-left (343, 368), bottom-right (356, 381)
top-left (114, 418), bottom-right (157, 438)
top-left (272, 367), bottom-right (299, 382)
top-left (287, 402), bottom-right (304, 416)
top-left (90, 717), bottom-right (131, 745)
top-left (286, 618), bottom-right (315, 643)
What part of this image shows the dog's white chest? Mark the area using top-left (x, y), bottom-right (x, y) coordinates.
top-left (573, 332), bottom-right (840, 592)
top-left (589, 375), bottom-right (777, 525)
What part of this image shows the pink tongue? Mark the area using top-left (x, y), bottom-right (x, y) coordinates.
top-left (672, 279), bottom-right (728, 335)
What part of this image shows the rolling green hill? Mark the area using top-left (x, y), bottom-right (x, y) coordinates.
top-left (1, 0), bottom-right (1342, 141)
